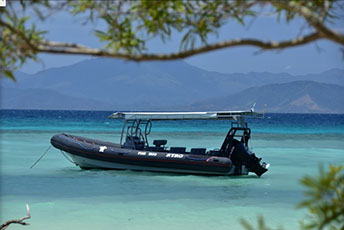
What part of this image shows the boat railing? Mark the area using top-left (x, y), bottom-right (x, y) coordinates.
top-left (122, 119), bottom-right (152, 149)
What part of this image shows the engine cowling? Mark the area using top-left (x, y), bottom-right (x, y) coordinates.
top-left (229, 139), bottom-right (268, 177)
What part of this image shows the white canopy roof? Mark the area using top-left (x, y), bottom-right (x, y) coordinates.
top-left (109, 111), bottom-right (262, 120)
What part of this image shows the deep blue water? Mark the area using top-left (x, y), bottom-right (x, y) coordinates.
top-left (1, 110), bottom-right (344, 134)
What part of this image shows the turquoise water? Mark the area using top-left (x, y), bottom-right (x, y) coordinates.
top-left (1, 110), bottom-right (343, 229)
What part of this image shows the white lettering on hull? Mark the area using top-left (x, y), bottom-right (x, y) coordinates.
top-left (138, 152), bottom-right (158, 157)
top-left (99, 146), bottom-right (107, 152)
top-left (166, 153), bottom-right (184, 158)
top-left (138, 151), bottom-right (146, 156)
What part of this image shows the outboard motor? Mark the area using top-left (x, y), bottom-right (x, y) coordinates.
top-left (220, 124), bottom-right (269, 177)
top-left (229, 139), bottom-right (268, 177)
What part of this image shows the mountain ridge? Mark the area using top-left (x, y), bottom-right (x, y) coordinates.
top-left (1, 58), bottom-right (343, 113)
top-left (1, 87), bottom-right (116, 111)
top-left (189, 81), bottom-right (344, 113)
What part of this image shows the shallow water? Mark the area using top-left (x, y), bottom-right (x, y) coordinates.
top-left (1, 110), bottom-right (343, 229)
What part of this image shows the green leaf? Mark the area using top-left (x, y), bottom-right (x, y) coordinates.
top-left (2, 70), bottom-right (16, 82)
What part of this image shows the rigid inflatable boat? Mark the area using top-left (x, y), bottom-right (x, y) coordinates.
top-left (51, 111), bottom-right (269, 176)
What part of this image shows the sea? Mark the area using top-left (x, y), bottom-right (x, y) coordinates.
top-left (0, 110), bottom-right (343, 230)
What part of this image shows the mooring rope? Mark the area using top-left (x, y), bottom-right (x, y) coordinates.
top-left (60, 150), bottom-right (78, 166)
top-left (30, 145), bottom-right (51, 169)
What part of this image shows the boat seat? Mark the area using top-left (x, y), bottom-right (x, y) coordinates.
top-left (190, 148), bottom-right (206, 155)
top-left (153, 139), bottom-right (167, 147)
top-left (208, 149), bottom-right (222, 156)
top-left (170, 147), bottom-right (186, 154)
top-left (145, 146), bottom-right (165, 152)
top-left (124, 136), bottom-right (145, 150)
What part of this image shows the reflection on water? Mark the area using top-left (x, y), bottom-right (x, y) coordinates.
top-left (1, 167), bottom-right (301, 208)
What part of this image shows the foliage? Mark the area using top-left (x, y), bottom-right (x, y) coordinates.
top-left (0, 0), bottom-right (343, 80)
top-left (299, 165), bottom-right (344, 230)
top-left (241, 164), bottom-right (344, 230)
top-left (0, 0), bottom-right (51, 80)
top-left (241, 216), bottom-right (283, 230)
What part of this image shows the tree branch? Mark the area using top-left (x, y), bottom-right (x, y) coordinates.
top-left (0, 20), bottom-right (38, 51)
top-left (271, 1), bottom-right (344, 45)
top-left (36, 32), bottom-right (323, 61)
top-left (1, 0), bottom-right (342, 65)
top-left (0, 204), bottom-right (31, 230)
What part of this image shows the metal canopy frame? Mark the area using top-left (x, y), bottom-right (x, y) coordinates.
top-left (120, 119), bottom-right (152, 147)
top-left (113, 110), bottom-right (263, 147)
top-left (109, 110), bottom-right (262, 121)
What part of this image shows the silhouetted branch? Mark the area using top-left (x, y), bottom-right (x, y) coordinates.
top-left (1, 12), bottom-right (339, 62)
top-left (0, 204), bottom-right (31, 230)
top-left (36, 32), bottom-right (323, 61)
top-left (1, 0), bottom-right (344, 81)
top-left (0, 20), bottom-right (37, 51)
top-left (272, 1), bottom-right (344, 45)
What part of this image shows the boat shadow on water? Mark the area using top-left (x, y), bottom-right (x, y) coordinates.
top-left (57, 166), bottom-right (263, 179)
top-left (52, 168), bottom-right (258, 201)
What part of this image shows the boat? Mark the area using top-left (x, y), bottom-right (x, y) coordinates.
top-left (51, 110), bottom-right (269, 177)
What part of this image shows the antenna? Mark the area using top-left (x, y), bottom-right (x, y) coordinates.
top-left (250, 102), bottom-right (256, 112)
top-left (263, 104), bottom-right (267, 119)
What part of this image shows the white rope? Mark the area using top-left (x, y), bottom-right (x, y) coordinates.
top-left (30, 145), bottom-right (51, 169)
top-left (60, 150), bottom-right (78, 166)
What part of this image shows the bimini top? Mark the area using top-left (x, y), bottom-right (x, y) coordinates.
top-left (109, 111), bottom-right (262, 121)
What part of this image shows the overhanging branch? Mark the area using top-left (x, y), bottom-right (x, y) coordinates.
top-left (37, 32), bottom-right (323, 61)
top-left (0, 20), bottom-right (38, 51)
top-left (1, 0), bottom-right (343, 64)
top-left (272, 1), bottom-right (344, 45)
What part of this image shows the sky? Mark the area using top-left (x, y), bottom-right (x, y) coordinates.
top-left (20, 4), bottom-right (344, 75)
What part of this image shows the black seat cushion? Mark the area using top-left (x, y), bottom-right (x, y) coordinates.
top-left (190, 148), bottom-right (206, 155)
top-left (170, 147), bottom-right (186, 154)
top-left (153, 139), bottom-right (167, 147)
top-left (209, 149), bottom-right (221, 156)
top-left (146, 146), bottom-right (165, 152)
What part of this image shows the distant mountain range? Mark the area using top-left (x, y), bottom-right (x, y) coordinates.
top-left (1, 87), bottom-right (114, 110)
top-left (189, 81), bottom-right (344, 113)
top-left (1, 58), bottom-right (343, 113)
